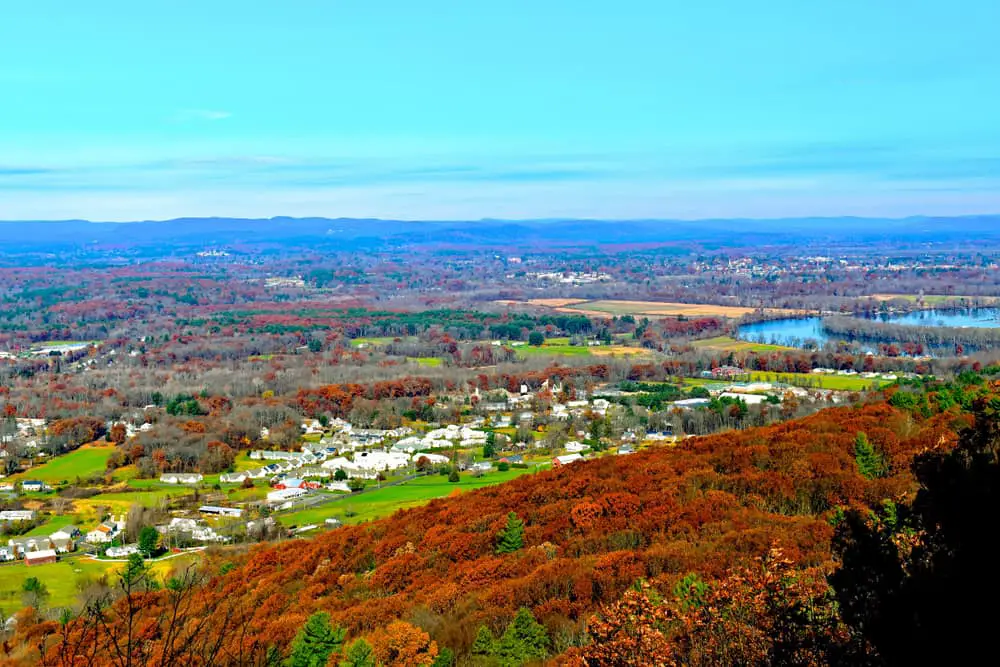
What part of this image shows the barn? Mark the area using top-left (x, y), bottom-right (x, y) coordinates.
top-left (24, 549), bottom-right (57, 566)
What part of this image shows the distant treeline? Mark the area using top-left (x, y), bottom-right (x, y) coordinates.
top-left (822, 315), bottom-right (1000, 351)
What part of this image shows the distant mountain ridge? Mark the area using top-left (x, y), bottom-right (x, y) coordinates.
top-left (0, 214), bottom-right (997, 250)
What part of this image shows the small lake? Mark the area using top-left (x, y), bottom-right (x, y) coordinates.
top-left (879, 308), bottom-right (1000, 328)
top-left (736, 308), bottom-right (1000, 350)
top-left (737, 317), bottom-right (830, 348)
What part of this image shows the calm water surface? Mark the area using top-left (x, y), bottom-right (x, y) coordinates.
top-left (736, 308), bottom-right (1000, 349)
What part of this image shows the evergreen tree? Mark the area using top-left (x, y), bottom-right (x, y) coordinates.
top-left (340, 638), bottom-right (375, 667)
top-left (484, 431), bottom-right (497, 459)
top-left (431, 647), bottom-right (455, 667)
top-left (448, 467), bottom-right (460, 483)
top-left (287, 611), bottom-right (345, 667)
top-left (495, 512), bottom-right (525, 554)
top-left (495, 608), bottom-right (549, 664)
top-left (471, 626), bottom-right (495, 656)
top-left (138, 525), bottom-right (160, 557)
top-left (334, 468), bottom-right (348, 481)
top-left (854, 432), bottom-right (885, 479)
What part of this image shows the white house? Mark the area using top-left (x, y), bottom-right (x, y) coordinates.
top-left (198, 505), bottom-right (243, 518)
top-left (159, 473), bottom-right (204, 485)
top-left (719, 392), bottom-right (767, 405)
top-left (50, 525), bottom-right (80, 541)
top-left (21, 481), bottom-right (47, 493)
top-left (325, 481), bottom-right (351, 492)
top-left (412, 453), bottom-right (449, 465)
top-left (0, 510), bottom-right (35, 522)
top-left (563, 441), bottom-right (588, 453)
top-left (159, 518), bottom-right (225, 542)
top-left (85, 523), bottom-right (118, 544)
top-left (267, 487), bottom-right (308, 504)
top-left (106, 544), bottom-right (139, 558)
top-left (553, 454), bottom-right (584, 466)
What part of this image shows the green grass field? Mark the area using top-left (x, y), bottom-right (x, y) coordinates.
top-left (0, 553), bottom-right (200, 615)
top-left (692, 335), bottom-right (795, 353)
top-left (277, 467), bottom-right (542, 527)
top-left (21, 514), bottom-right (77, 538)
top-left (0, 558), bottom-right (114, 613)
top-left (11, 446), bottom-right (114, 484)
top-left (408, 356), bottom-right (443, 367)
top-left (518, 344), bottom-right (592, 357)
top-left (349, 336), bottom-right (401, 348)
top-left (747, 372), bottom-right (891, 391)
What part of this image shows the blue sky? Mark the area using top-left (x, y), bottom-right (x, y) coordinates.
top-left (1, 1), bottom-right (999, 220)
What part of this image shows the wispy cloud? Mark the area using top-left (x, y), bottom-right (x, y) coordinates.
top-left (172, 109), bottom-right (233, 122)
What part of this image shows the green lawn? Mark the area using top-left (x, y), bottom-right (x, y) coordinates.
top-left (0, 553), bottom-right (200, 615)
top-left (11, 446), bottom-right (114, 484)
top-left (0, 558), bottom-right (115, 613)
top-left (692, 335), bottom-right (795, 353)
top-left (408, 356), bottom-right (443, 367)
top-left (747, 372), bottom-right (891, 391)
top-left (277, 467), bottom-right (542, 527)
top-left (79, 486), bottom-right (190, 513)
top-left (349, 336), bottom-right (400, 348)
top-left (21, 514), bottom-right (77, 538)
top-left (518, 344), bottom-right (591, 357)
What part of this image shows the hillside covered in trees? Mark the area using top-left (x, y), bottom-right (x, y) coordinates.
top-left (4, 378), bottom-right (999, 665)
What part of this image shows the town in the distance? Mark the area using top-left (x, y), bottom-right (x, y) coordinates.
top-left (0, 215), bottom-right (998, 665)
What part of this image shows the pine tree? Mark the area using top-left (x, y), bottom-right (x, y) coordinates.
top-left (471, 626), bottom-right (495, 656)
top-left (448, 467), bottom-right (460, 483)
top-left (340, 638), bottom-right (375, 667)
top-left (287, 611), bottom-right (345, 667)
top-left (431, 647), bottom-right (455, 667)
top-left (495, 512), bottom-right (525, 554)
top-left (854, 432), bottom-right (885, 480)
top-left (484, 431), bottom-right (497, 459)
top-left (495, 608), bottom-right (549, 664)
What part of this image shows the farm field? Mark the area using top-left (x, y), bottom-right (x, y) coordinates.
top-left (692, 335), bottom-right (796, 353)
top-left (277, 467), bottom-right (542, 527)
top-left (520, 299), bottom-right (811, 319)
top-left (73, 487), bottom-right (190, 518)
top-left (590, 345), bottom-right (648, 356)
top-left (518, 344), bottom-right (591, 357)
top-left (868, 294), bottom-right (995, 304)
top-left (747, 371), bottom-right (892, 391)
top-left (10, 445), bottom-right (114, 484)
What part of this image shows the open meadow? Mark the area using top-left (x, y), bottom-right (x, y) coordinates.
top-left (692, 335), bottom-right (796, 353)
top-left (0, 553), bottom-right (200, 615)
top-left (517, 298), bottom-right (811, 319)
top-left (748, 371), bottom-right (893, 391)
top-left (277, 467), bottom-right (542, 527)
top-left (9, 445), bottom-right (113, 484)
